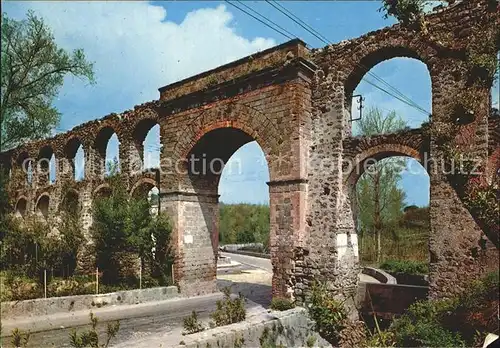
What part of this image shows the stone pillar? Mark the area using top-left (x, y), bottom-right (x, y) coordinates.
top-left (428, 69), bottom-right (498, 298)
top-left (160, 189), bottom-right (218, 296)
top-left (268, 179), bottom-right (308, 299)
top-left (302, 79), bottom-right (359, 314)
top-left (120, 135), bottom-right (143, 181)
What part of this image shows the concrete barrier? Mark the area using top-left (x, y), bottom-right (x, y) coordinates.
top-left (1, 286), bottom-right (179, 320)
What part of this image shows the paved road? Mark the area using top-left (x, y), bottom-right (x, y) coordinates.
top-left (221, 252), bottom-right (380, 283)
top-left (220, 252), bottom-right (272, 272)
top-left (3, 292), bottom-right (266, 347)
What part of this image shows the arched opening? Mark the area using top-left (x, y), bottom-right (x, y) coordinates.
top-left (36, 194), bottom-right (50, 219)
top-left (16, 152), bottom-right (32, 186)
top-left (94, 185), bottom-right (112, 198)
top-left (349, 149), bottom-right (430, 324)
top-left (15, 198), bottom-right (27, 218)
top-left (65, 138), bottom-right (85, 181)
top-left (352, 155), bottom-right (430, 264)
top-left (95, 127), bottom-right (120, 177)
top-left (131, 179), bottom-right (160, 216)
top-left (38, 146), bottom-right (56, 185)
top-left (187, 127), bottom-right (271, 306)
top-left (348, 55), bottom-right (432, 135)
top-left (133, 119), bottom-right (161, 172)
top-left (61, 190), bottom-right (80, 216)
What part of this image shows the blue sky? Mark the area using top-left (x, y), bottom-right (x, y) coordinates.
top-left (4, 1), bottom-right (499, 207)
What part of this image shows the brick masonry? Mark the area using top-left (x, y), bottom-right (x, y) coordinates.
top-left (2, 0), bottom-right (498, 311)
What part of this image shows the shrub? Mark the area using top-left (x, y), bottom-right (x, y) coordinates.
top-left (4, 274), bottom-right (41, 301)
top-left (379, 0), bottom-right (427, 25)
top-left (391, 312), bottom-right (465, 347)
top-left (11, 328), bottom-right (30, 348)
top-left (47, 276), bottom-right (94, 297)
top-left (379, 259), bottom-right (429, 275)
top-left (69, 312), bottom-right (120, 348)
top-left (182, 311), bottom-right (204, 335)
top-left (306, 282), bottom-right (347, 345)
top-left (210, 287), bottom-right (246, 327)
top-left (270, 297), bottom-right (295, 311)
top-left (441, 271), bottom-right (499, 342)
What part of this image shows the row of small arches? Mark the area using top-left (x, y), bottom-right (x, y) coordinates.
top-left (15, 121), bottom-right (161, 185)
top-left (14, 180), bottom-right (159, 219)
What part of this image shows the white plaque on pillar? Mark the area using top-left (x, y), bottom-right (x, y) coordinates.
top-left (184, 234), bottom-right (193, 244)
top-left (337, 233), bottom-right (347, 261)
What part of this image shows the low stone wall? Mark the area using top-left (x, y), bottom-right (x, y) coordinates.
top-left (220, 243), bottom-right (264, 252)
top-left (176, 307), bottom-right (331, 348)
top-left (362, 267), bottom-right (397, 284)
top-left (1, 286), bottom-right (179, 320)
top-left (388, 272), bottom-right (429, 286)
top-left (223, 249), bottom-right (271, 259)
top-left (357, 282), bottom-right (428, 319)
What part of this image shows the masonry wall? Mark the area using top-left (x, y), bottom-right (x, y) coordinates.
top-left (3, 0), bottom-right (498, 306)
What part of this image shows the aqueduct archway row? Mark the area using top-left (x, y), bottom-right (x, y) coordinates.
top-left (2, 0), bottom-right (498, 303)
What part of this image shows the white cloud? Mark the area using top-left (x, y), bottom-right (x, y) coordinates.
top-left (4, 2), bottom-right (276, 204)
top-left (4, 2), bottom-right (275, 129)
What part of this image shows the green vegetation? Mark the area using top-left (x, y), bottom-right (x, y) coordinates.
top-left (270, 297), bottom-right (295, 311)
top-left (182, 287), bottom-right (246, 335)
top-left (364, 271), bottom-right (499, 347)
top-left (69, 312), bottom-right (120, 348)
top-left (1, 10), bottom-right (94, 150)
top-left (379, 0), bottom-right (427, 26)
top-left (11, 328), bottom-right (30, 348)
top-left (355, 108), bottom-right (429, 265)
top-left (306, 282), bottom-right (347, 346)
top-left (0, 167), bottom-right (173, 301)
top-left (379, 260), bottom-right (429, 275)
top-left (219, 203), bottom-right (269, 249)
top-left (91, 167), bottom-right (174, 286)
top-left (210, 287), bottom-right (246, 327)
top-left (182, 311), bottom-right (204, 335)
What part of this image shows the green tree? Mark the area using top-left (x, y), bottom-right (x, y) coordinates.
top-left (91, 167), bottom-right (173, 285)
top-left (148, 213), bottom-right (174, 285)
top-left (355, 108), bottom-right (408, 264)
top-left (219, 203), bottom-right (270, 249)
top-left (91, 172), bottom-right (133, 284)
top-left (1, 10), bottom-right (95, 150)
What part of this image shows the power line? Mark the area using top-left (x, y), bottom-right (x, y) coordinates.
top-left (224, 0), bottom-right (294, 40)
top-left (265, 0), bottom-right (330, 45)
top-left (264, 0), bottom-right (430, 116)
top-left (234, 0), bottom-right (299, 40)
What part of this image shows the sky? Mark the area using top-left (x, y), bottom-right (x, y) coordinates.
top-left (4, 1), bottom-right (499, 207)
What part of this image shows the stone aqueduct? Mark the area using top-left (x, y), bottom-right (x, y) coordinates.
top-left (2, 0), bottom-right (499, 304)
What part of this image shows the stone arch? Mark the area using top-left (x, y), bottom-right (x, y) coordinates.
top-left (15, 196), bottom-right (28, 218)
top-left (65, 137), bottom-right (85, 181)
top-left (60, 189), bottom-right (80, 215)
top-left (174, 102), bottom-right (283, 169)
top-left (130, 177), bottom-right (157, 197)
top-left (95, 126), bottom-right (120, 157)
top-left (38, 145), bottom-right (56, 185)
top-left (345, 143), bottom-right (423, 186)
top-left (16, 151), bottom-right (32, 185)
top-left (95, 126), bottom-right (121, 176)
top-left (343, 45), bottom-right (431, 100)
top-left (93, 183), bottom-right (112, 198)
top-left (131, 116), bottom-right (161, 171)
top-left (35, 193), bottom-right (50, 218)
